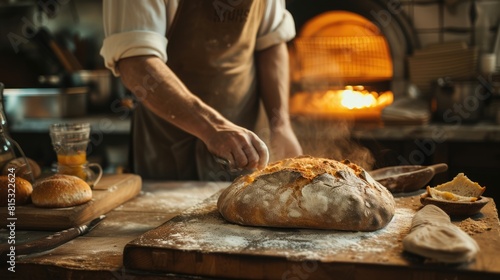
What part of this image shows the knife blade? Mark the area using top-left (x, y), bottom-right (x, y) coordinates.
top-left (213, 155), bottom-right (242, 173)
top-left (0, 215), bottom-right (105, 259)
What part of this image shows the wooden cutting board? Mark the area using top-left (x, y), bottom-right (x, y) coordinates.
top-left (0, 174), bottom-right (141, 231)
top-left (123, 192), bottom-right (500, 280)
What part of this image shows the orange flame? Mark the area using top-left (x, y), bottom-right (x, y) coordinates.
top-left (289, 86), bottom-right (394, 120)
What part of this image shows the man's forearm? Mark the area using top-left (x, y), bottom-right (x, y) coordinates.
top-left (117, 55), bottom-right (226, 141)
top-left (256, 42), bottom-right (303, 160)
top-left (256, 42), bottom-right (292, 129)
top-left (116, 55), bottom-right (270, 169)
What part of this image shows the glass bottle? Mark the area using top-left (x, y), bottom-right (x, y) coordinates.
top-left (0, 82), bottom-right (34, 182)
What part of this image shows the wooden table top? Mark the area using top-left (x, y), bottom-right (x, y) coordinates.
top-left (1, 180), bottom-right (499, 280)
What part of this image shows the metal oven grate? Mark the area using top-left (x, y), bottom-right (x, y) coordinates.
top-left (292, 36), bottom-right (393, 83)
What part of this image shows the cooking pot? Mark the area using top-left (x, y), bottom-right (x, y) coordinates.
top-left (39, 70), bottom-right (125, 112)
top-left (432, 77), bottom-right (490, 123)
top-left (71, 70), bottom-right (115, 108)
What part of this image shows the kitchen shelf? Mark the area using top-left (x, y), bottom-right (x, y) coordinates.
top-left (8, 114), bottom-right (130, 134)
top-left (351, 121), bottom-right (500, 142)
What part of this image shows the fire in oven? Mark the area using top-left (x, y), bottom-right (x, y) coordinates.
top-left (287, 1), bottom-right (418, 123)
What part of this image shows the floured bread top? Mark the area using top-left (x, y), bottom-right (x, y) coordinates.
top-left (244, 156), bottom-right (364, 182)
top-left (217, 156), bottom-right (395, 232)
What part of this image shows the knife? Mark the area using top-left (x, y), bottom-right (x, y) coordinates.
top-left (213, 155), bottom-right (242, 173)
top-left (0, 215), bottom-right (105, 259)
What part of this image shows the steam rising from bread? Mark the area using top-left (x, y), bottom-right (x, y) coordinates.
top-left (291, 116), bottom-right (375, 169)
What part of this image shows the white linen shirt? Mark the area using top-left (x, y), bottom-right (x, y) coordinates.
top-left (100, 0), bottom-right (296, 76)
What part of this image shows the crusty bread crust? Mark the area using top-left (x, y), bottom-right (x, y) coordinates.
top-left (32, 174), bottom-right (92, 208)
top-left (0, 175), bottom-right (33, 206)
top-left (427, 173), bottom-right (485, 202)
top-left (217, 156), bottom-right (395, 231)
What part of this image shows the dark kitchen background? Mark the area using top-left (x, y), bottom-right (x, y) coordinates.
top-left (0, 0), bottom-right (499, 203)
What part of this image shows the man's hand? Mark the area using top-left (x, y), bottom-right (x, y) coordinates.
top-left (118, 56), bottom-right (270, 171)
top-left (204, 124), bottom-right (269, 171)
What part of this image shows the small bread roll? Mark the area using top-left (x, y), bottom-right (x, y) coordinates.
top-left (2, 157), bottom-right (42, 181)
top-left (0, 175), bottom-right (33, 206)
top-left (32, 174), bottom-right (92, 208)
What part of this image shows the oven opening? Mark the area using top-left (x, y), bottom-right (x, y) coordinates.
top-left (289, 11), bottom-right (395, 122)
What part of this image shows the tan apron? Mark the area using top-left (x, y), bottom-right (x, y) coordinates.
top-left (131, 0), bottom-right (265, 180)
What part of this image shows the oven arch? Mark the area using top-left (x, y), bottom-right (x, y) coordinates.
top-left (287, 0), bottom-right (420, 95)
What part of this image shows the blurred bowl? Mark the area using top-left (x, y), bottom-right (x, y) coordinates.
top-left (369, 163), bottom-right (448, 193)
top-left (420, 193), bottom-right (490, 217)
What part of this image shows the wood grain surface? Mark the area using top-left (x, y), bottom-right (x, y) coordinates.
top-left (124, 192), bottom-right (500, 280)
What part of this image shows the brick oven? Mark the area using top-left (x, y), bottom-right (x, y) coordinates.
top-left (287, 0), bottom-right (419, 123)
top-left (286, 0), bottom-right (499, 124)
top-left (284, 0), bottom-right (500, 184)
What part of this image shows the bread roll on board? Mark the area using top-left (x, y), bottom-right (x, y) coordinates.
top-left (31, 174), bottom-right (92, 208)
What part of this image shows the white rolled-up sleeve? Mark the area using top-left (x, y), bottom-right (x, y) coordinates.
top-left (256, 0), bottom-right (296, 51)
top-left (100, 0), bottom-right (170, 76)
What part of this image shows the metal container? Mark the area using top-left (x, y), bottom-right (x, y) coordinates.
top-left (3, 87), bottom-right (88, 122)
top-left (71, 70), bottom-right (114, 108)
top-left (39, 70), bottom-right (125, 112)
top-left (432, 77), bottom-right (489, 123)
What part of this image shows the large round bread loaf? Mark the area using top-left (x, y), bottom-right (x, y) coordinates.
top-left (217, 156), bottom-right (395, 231)
top-left (31, 174), bottom-right (92, 208)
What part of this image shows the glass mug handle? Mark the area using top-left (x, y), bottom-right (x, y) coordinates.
top-left (87, 163), bottom-right (103, 188)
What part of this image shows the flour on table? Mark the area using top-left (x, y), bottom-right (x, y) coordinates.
top-left (117, 181), bottom-right (228, 212)
top-left (146, 195), bottom-right (415, 262)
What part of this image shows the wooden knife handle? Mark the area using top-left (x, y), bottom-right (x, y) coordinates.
top-left (0, 226), bottom-right (83, 259)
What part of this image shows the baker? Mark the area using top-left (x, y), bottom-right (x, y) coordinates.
top-left (100, 0), bottom-right (302, 180)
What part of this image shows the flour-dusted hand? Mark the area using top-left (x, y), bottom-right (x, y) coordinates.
top-left (204, 125), bottom-right (269, 171)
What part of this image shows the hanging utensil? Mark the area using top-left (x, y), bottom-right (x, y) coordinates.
top-left (34, 27), bottom-right (82, 73)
